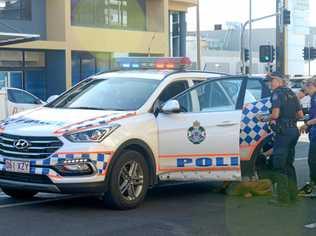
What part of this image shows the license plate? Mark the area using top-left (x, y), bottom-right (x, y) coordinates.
top-left (5, 159), bottom-right (30, 174)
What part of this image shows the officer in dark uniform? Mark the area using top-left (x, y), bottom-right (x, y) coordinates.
top-left (264, 72), bottom-right (304, 205)
top-left (300, 77), bottom-right (316, 195)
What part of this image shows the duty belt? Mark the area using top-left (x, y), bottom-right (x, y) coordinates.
top-left (277, 120), bottom-right (297, 128)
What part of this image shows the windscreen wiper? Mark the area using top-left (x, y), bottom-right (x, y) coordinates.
top-left (67, 107), bottom-right (104, 110)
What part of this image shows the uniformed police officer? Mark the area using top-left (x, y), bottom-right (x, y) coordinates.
top-left (300, 77), bottom-right (316, 195)
top-left (264, 72), bottom-right (304, 205)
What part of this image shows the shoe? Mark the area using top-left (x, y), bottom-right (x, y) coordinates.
top-left (298, 182), bottom-right (314, 196)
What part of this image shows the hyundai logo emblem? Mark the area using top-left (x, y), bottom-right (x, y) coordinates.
top-left (13, 139), bottom-right (30, 150)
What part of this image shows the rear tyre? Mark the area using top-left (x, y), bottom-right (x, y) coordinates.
top-left (1, 187), bottom-right (38, 199)
top-left (103, 150), bottom-right (149, 210)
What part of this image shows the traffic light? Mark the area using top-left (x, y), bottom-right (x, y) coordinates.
top-left (303, 47), bottom-right (310, 60)
top-left (303, 47), bottom-right (316, 61)
top-left (311, 47), bottom-right (316, 60)
top-left (244, 49), bottom-right (250, 62)
top-left (283, 9), bottom-right (291, 25)
top-left (259, 45), bottom-right (275, 63)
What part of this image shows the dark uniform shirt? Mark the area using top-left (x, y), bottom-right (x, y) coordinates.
top-left (309, 93), bottom-right (316, 141)
top-left (271, 86), bottom-right (301, 123)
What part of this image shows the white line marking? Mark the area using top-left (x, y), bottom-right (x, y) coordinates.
top-left (296, 158), bottom-right (308, 161)
top-left (304, 223), bottom-right (316, 229)
top-left (0, 194), bottom-right (91, 209)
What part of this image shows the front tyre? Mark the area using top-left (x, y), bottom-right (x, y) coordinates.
top-left (103, 150), bottom-right (149, 210)
top-left (1, 187), bottom-right (38, 199)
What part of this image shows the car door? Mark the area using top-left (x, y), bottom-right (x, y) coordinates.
top-left (156, 77), bottom-right (244, 181)
top-left (7, 89), bottom-right (43, 115)
top-left (239, 78), bottom-right (273, 162)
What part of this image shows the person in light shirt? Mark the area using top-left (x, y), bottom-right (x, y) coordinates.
top-left (297, 88), bottom-right (311, 115)
top-left (300, 77), bottom-right (316, 195)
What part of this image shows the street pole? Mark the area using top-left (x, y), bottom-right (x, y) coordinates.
top-left (196, 0), bottom-right (201, 70)
top-left (249, 0), bottom-right (252, 75)
top-left (240, 13), bottom-right (279, 74)
top-left (308, 40), bottom-right (311, 76)
top-left (284, 0), bottom-right (288, 75)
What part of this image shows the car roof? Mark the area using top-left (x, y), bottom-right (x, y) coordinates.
top-left (92, 70), bottom-right (229, 81)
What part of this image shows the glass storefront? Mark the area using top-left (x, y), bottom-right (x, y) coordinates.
top-left (0, 0), bottom-right (32, 20)
top-left (72, 51), bottom-right (112, 85)
top-left (71, 0), bottom-right (147, 31)
top-left (0, 49), bottom-right (46, 99)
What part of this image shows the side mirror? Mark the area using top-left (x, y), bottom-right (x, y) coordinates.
top-left (161, 100), bottom-right (181, 114)
top-left (46, 95), bottom-right (59, 103)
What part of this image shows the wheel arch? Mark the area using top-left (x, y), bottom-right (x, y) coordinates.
top-left (241, 134), bottom-right (274, 178)
top-left (105, 139), bottom-right (157, 188)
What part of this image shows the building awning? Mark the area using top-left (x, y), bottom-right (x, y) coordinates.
top-left (0, 32), bottom-right (40, 46)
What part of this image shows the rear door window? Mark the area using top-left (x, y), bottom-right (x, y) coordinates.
top-left (7, 89), bottom-right (41, 104)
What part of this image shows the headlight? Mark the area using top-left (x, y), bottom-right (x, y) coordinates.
top-left (64, 124), bottom-right (120, 143)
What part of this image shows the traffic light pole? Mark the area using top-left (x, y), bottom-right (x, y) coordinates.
top-left (196, 0), bottom-right (201, 70)
top-left (249, 0), bottom-right (253, 75)
top-left (240, 13), bottom-right (279, 74)
top-left (308, 41), bottom-right (311, 76)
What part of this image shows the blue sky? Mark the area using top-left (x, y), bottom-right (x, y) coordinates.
top-left (187, 0), bottom-right (316, 31)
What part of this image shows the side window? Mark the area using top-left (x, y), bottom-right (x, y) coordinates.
top-left (246, 80), bottom-right (263, 100)
top-left (243, 79), bottom-right (269, 104)
top-left (7, 89), bottom-right (41, 104)
top-left (158, 81), bottom-right (189, 103)
top-left (219, 79), bottom-right (242, 105)
top-left (176, 80), bottom-right (235, 113)
top-left (193, 80), bottom-right (204, 85)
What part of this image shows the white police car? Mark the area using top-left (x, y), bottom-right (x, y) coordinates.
top-left (0, 58), bottom-right (272, 209)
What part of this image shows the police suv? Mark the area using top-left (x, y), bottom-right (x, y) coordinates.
top-left (0, 58), bottom-right (272, 209)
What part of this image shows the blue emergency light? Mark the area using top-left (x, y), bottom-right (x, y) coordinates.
top-left (115, 57), bottom-right (192, 70)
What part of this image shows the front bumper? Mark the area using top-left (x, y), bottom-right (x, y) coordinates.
top-left (0, 177), bottom-right (106, 194)
top-left (0, 151), bottom-right (112, 194)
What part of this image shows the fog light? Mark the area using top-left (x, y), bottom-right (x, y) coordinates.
top-left (54, 158), bottom-right (94, 176)
top-left (63, 163), bottom-right (91, 172)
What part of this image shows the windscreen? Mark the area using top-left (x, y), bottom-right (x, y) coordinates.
top-left (47, 78), bottom-right (160, 111)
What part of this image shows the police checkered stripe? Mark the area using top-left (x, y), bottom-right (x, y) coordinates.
top-left (51, 153), bottom-right (109, 175)
top-left (0, 153), bottom-right (110, 176)
top-left (240, 98), bottom-right (272, 145)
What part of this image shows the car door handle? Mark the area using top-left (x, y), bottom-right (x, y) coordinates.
top-left (216, 121), bottom-right (239, 127)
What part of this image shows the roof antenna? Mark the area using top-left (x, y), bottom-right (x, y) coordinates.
top-left (148, 33), bottom-right (156, 57)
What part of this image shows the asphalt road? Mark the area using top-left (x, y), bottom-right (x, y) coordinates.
top-left (0, 135), bottom-right (315, 236)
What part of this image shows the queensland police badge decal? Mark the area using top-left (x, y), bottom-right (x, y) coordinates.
top-left (187, 121), bottom-right (206, 144)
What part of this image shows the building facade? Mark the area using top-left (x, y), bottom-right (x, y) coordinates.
top-left (0, 0), bottom-right (196, 100)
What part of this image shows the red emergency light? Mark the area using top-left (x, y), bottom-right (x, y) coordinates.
top-left (115, 57), bottom-right (192, 70)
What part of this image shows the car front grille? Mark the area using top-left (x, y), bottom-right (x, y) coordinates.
top-left (0, 133), bottom-right (63, 159)
top-left (0, 171), bottom-right (53, 185)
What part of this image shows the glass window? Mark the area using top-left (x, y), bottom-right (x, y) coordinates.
top-left (71, 0), bottom-right (147, 31)
top-left (0, 0), bottom-right (31, 20)
top-left (176, 81), bottom-right (235, 113)
top-left (246, 79), bottom-right (263, 100)
top-left (0, 50), bottom-right (23, 67)
top-left (158, 81), bottom-right (189, 104)
top-left (219, 79), bottom-right (243, 105)
top-left (72, 51), bottom-right (113, 85)
top-left (7, 89), bottom-right (41, 104)
top-left (49, 78), bottom-right (160, 111)
top-left (25, 51), bottom-right (46, 68)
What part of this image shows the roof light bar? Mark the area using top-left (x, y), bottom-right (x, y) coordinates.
top-left (115, 57), bottom-right (192, 70)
